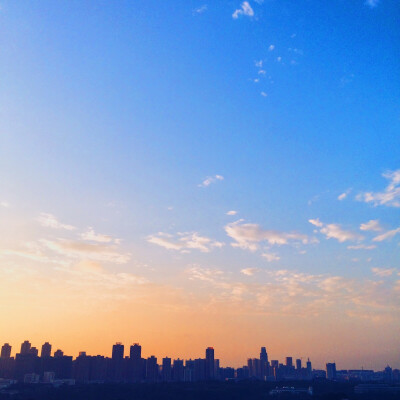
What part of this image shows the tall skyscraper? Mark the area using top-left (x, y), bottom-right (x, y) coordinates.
top-left (260, 347), bottom-right (269, 379)
top-left (41, 342), bottom-right (52, 358)
top-left (306, 358), bottom-right (312, 373)
top-left (146, 356), bottom-right (158, 382)
top-left (205, 347), bottom-right (215, 380)
top-left (326, 363), bottom-right (337, 380)
top-left (0, 343), bottom-right (11, 359)
top-left (296, 358), bottom-right (302, 370)
top-left (20, 340), bottom-right (31, 355)
top-left (111, 343), bottom-right (125, 382)
top-left (260, 347), bottom-right (268, 364)
top-left (130, 343), bottom-right (141, 360)
top-left (162, 357), bottom-right (172, 382)
top-left (286, 357), bottom-right (293, 368)
top-left (112, 343), bottom-right (124, 359)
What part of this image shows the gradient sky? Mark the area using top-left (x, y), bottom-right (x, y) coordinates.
top-left (0, 0), bottom-right (399, 370)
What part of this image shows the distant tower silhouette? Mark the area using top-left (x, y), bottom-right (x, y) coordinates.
top-left (20, 340), bottom-right (31, 355)
top-left (1, 343), bottom-right (11, 359)
top-left (205, 347), bottom-right (215, 379)
top-left (41, 342), bottom-right (52, 358)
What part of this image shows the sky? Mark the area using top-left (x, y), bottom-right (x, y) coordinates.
top-left (0, 0), bottom-right (399, 370)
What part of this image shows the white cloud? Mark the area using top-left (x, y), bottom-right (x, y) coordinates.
top-left (255, 60), bottom-right (263, 68)
top-left (372, 227), bottom-right (400, 242)
top-left (226, 210), bottom-right (237, 216)
top-left (0, 201), bottom-right (10, 208)
top-left (37, 213), bottom-right (76, 231)
top-left (338, 189), bottom-right (351, 201)
top-left (276, 57), bottom-right (282, 62)
top-left (193, 4), bottom-right (207, 14)
top-left (225, 220), bottom-right (315, 251)
top-left (309, 219), bottom-right (364, 243)
top-left (147, 232), bottom-right (224, 253)
top-left (241, 267), bottom-right (260, 276)
top-left (360, 219), bottom-right (383, 232)
top-left (371, 267), bottom-right (395, 277)
top-left (232, 1), bottom-right (254, 19)
top-left (198, 175), bottom-right (224, 187)
top-left (347, 244), bottom-right (376, 250)
top-left (261, 252), bottom-right (280, 262)
top-left (258, 69), bottom-right (266, 75)
top-left (81, 227), bottom-right (120, 244)
top-left (357, 169), bottom-right (400, 207)
top-left (260, 91), bottom-right (267, 97)
top-left (268, 45), bottom-right (275, 51)
top-left (309, 218), bottom-right (323, 228)
top-left (41, 239), bottom-right (130, 264)
top-left (365, 0), bottom-right (379, 8)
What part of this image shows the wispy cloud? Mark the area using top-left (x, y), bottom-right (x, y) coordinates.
top-left (198, 175), bottom-right (224, 187)
top-left (0, 201), bottom-right (10, 208)
top-left (360, 219), bottom-right (383, 232)
top-left (309, 218), bottom-right (364, 243)
top-left (81, 227), bottom-right (120, 244)
top-left (193, 4), bottom-right (207, 14)
top-left (268, 45), bottom-right (275, 51)
top-left (347, 244), bottom-right (376, 250)
top-left (232, 1), bottom-right (254, 19)
top-left (37, 213), bottom-right (76, 231)
top-left (365, 0), bottom-right (380, 8)
top-left (338, 189), bottom-right (351, 201)
top-left (41, 239), bottom-right (130, 264)
top-left (225, 220), bottom-right (316, 251)
top-left (357, 169), bottom-right (400, 207)
top-left (261, 252), bottom-right (280, 262)
top-left (371, 267), bottom-right (395, 277)
top-left (226, 210), bottom-right (237, 216)
top-left (241, 267), bottom-right (260, 276)
top-left (147, 232), bottom-right (224, 253)
top-left (372, 227), bottom-right (400, 242)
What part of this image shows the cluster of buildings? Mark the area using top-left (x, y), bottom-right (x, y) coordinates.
top-left (0, 341), bottom-right (398, 386)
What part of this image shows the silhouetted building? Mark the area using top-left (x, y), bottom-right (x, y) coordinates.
top-left (41, 342), bottom-right (52, 358)
top-left (54, 349), bottom-right (64, 358)
top-left (162, 357), bottom-right (171, 381)
top-left (286, 357), bottom-right (293, 368)
top-left (129, 343), bottom-right (142, 382)
top-left (194, 358), bottom-right (206, 381)
top-left (260, 347), bottom-right (269, 379)
top-left (326, 363), bottom-right (337, 380)
top-left (306, 358), bottom-right (312, 374)
top-left (296, 358), bottom-right (302, 370)
top-left (205, 347), bottom-right (215, 380)
top-left (20, 341), bottom-right (31, 355)
top-left (1, 343), bottom-right (11, 359)
top-left (29, 347), bottom-right (38, 357)
top-left (146, 356), bottom-right (158, 382)
top-left (111, 343), bottom-right (124, 382)
top-left (173, 358), bottom-right (184, 381)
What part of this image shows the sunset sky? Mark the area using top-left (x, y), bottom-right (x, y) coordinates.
top-left (0, 0), bottom-right (399, 370)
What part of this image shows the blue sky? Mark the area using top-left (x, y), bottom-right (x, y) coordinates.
top-left (0, 0), bottom-right (399, 368)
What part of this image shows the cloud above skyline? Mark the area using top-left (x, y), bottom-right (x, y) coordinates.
top-left (357, 170), bottom-right (400, 208)
top-left (37, 213), bottom-right (76, 231)
top-left (198, 175), bottom-right (224, 187)
top-left (147, 232), bottom-right (224, 253)
top-left (232, 1), bottom-right (254, 19)
top-left (226, 220), bottom-right (316, 251)
top-left (309, 219), bottom-right (364, 243)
